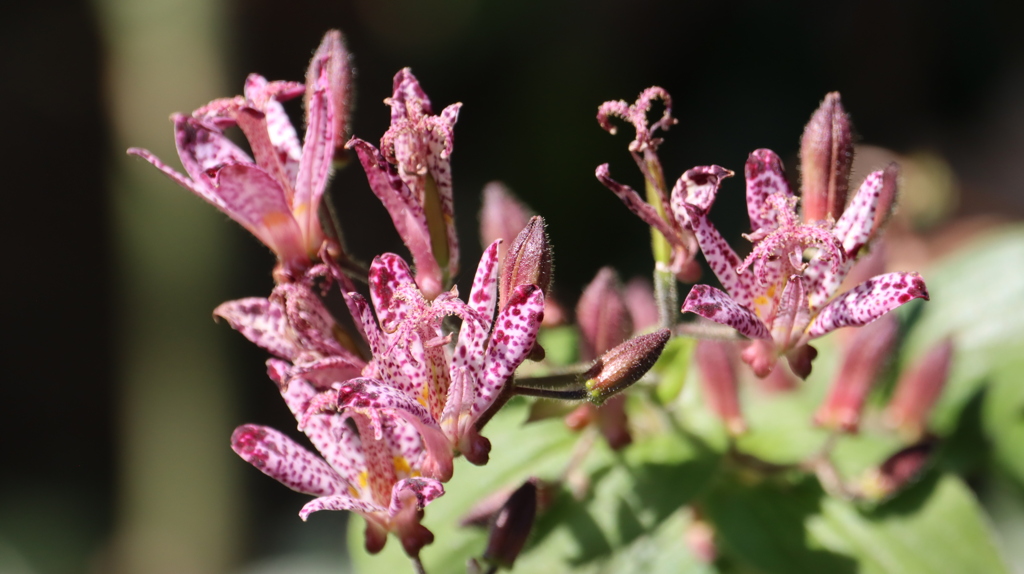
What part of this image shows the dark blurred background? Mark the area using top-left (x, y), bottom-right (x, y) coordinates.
top-left (3, 0), bottom-right (1023, 572)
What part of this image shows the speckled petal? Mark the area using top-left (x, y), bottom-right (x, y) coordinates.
top-left (478, 285), bottom-right (545, 417)
top-left (388, 478), bottom-right (445, 518)
top-left (681, 285), bottom-right (771, 340)
top-left (467, 241), bottom-right (500, 328)
top-left (369, 253), bottom-right (418, 330)
top-left (834, 170), bottom-right (885, 258)
top-left (214, 297), bottom-right (297, 360)
top-left (769, 276), bottom-right (806, 351)
top-left (211, 163), bottom-right (306, 262)
top-left (231, 424), bottom-right (347, 497)
top-left (288, 357), bottom-right (365, 391)
top-left (805, 272), bottom-right (929, 340)
top-left (280, 379), bottom-right (366, 488)
top-left (292, 71), bottom-right (335, 250)
top-left (595, 164), bottom-right (682, 248)
top-left (745, 149), bottom-right (794, 232)
top-left (299, 494), bottom-right (381, 521)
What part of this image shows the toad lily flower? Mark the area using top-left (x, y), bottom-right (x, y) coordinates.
top-left (595, 87), bottom-right (701, 282)
top-left (679, 149), bottom-right (929, 377)
top-left (129, 31), bottom-right (347, 282)
top-left (308, 241), bottom-right (545, 479)
top-left (347, 69), bottom-right (462, 300)
top-left (232, 373), bottom-right (442, 557)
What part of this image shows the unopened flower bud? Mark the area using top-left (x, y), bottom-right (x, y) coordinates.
top-left (306, 30), bottom-right (353, 160)
top-left (577, 268), bottom-right (633, 361)
top-left (858, 437), bottom-right (936, 501)
top-left (814, 314), bottom-right (899, 432)
top-left (499, 216), bottom-right (553, 310)
top-left (584, 329), bottom-right (670, 405)
top-left (624, 277), bottom-right (659, 332)
top-left (482, 480), bottom-right (538, 570)
top-left (885, 338), bottom-right (954, 440)
top-left (801, 92), bottom-right (854, 223)
top-left (480, 182), bottom-right (534, 263)
top-left (695, 340), bottom-right (746, 436)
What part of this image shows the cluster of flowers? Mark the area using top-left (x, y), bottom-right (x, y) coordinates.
top-left (131, 29), bottom-right (936, 565)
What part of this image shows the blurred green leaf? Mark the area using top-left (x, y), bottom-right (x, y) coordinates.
top-left (538, 326), bottom-right (580, 367)
top-left (705, 472), bottom-right (1007, 574)
top-left (654, 336), bottom-right (695, 405)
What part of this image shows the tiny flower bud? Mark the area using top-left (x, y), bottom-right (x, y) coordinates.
top-left (814, 314), bottom-right (899, 432)
top-left (306, 30), bottom-right (353, 160)
top-left (858, 437), bottom-right (936, 501)
top-left (480, 182), bottom-right (534, 264)
top-left (695, 340), bottom-right (747, 436)
top-left (577, 268), bottom-right (633, 361)
top-left (885, 338), bottom-right (954, 440)
top-left (499, 216), bottom-right (553, 310)
top-left (584, 329), bottom-right (671, 405)
top-left (801, 92), bottom-right (854, 223)
top-left (483, 480), bottom-right (538, 570)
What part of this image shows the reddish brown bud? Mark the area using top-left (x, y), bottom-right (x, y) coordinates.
top-left (577, 268), bottom-right (633, 361)
top-left (814, 315), bottom-right (899, 432)
top-left (584, 329), bottom-right (671, 405)
top-left (695, 340), bottom-right (746, 436)
top-left (885, 338), bottom-right (954, 440)
top-left (483, 480), bottom-right (538, 570)
top-left (306, 30), bottom-right (353, 160)
top-left (801, 92), bottom-right (854, 222)
top-left (858, 437), bottom-right (936, 500)
top-left (480, 182), bottom-right (535, 263)
top-left (499, 216), bottom-right (553, 310)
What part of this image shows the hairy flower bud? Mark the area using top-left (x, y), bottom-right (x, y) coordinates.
top-left (480, 182), bottom-right (535, 263)
top-left (801, 92), bottom-right (854, 223)
top-left (499, 216), bottom-right (553, 310)
top-left (306, 30), bottom-right (353, 160)
top-left (584, 329), bottom-right (671, 405)
top-left (695, 340), bottom-right (746, 436)
top-left (814, 314), bottom-right (899, 432)
top-left (885, 338), bottom-right (954, 440)
top-left (482, 480), bottom-right (538, 570)
top-left (858, 437), bottom-right (936, 501)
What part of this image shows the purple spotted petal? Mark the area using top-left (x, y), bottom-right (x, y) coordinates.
top-left (681, 285), bottom-right (771, 340)
top-left (369, 253), bottom-right (418, 330)
top-left (287, 356), bottom-right (365, 390)
top-left (805, 272), bottom-right (929, 340)
top-left (388, 478), bottom-right (444, 518)
top-left (833, 170), bottom-right (885, 258)
top-left (280, 379), bottom-right (366, 488)
top-left (595, 164), bottom-right (682, 249)
top-left (676, 199), bottom-right (758, 309)
top-left (744, 149), bottom-right (794, 232)
top-left (214, 297), bottom-right (297, 360)
top-left (292, 70), bottom-right (335, 248)
top-left (231, 424), bottom-right (347, 497)
top-left (263, 98), bottom-right (302, 181)
top-left (211, 163), bottom-right (306, 263)
top-left (467, 241), bottom-right (500, 327)
top-left (299, 494), bottom-right (381, 521)
top-left (478, 285), bottom-right (545, 416)
top-left (171, 114), bottom-right (252, 187)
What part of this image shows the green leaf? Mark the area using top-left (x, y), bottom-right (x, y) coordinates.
top-left (705, 472), bottom-right (1008, 574)
top-left (653, 336), bottom-right (695, 405)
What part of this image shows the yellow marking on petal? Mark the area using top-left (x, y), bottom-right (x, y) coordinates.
top-left (766, 285), bottom-right (777, 298)
top-left (418, 384), bottom-right (430, 408)
top-left (358, 471), bottom-right (368, 489)
top-left (293, 203), bottom-right (308, 219)
top-left (348, 486), bottom-right (360, 498)
top-left (261, 210), bottom-right (293, 229)
top-left (393, 456), bottom-right (412, 477)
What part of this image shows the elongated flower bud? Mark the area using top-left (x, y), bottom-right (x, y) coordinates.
top-left (814, 314), bottom-right (898, 432)
top-left (624, 277), bottom-right (659, 332)
top-left (858, 437), bottom-right (936, 501)
top-left (584, 329), bottom-right (670, 405)
top-left (801, 92), bottom-right (854, 223)
top-left (480, 182), bottom-right (534, 262)
top-left (885, 338), bottom-right (954, 440)
top-left (499, 216), bottom-right (553, 310)
top-left (306, 30), bottom-right (353, 160)
top-left (482, 480), bottom-right (538, 570)
top-left (695, 340), bottom-right (746, 436)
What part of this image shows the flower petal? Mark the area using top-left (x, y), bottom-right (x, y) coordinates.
top-left (388, 478), bottom-right (445, 518)
top-left (299, 494), bottom-right (381, 521)
top-left (834, 170), bottom-right (885, 257)
top-left (211, 163), bottom-right (306, 263)
top-left (280, 379), bottom-right (366, 489)
top-left (744, 149), bottom-right (794, 232)
top-left (681, 285), bottom-right (771, 340)
top-left (231, 424), bottom-right (347, 497)
top-left (805, 272), bottom-right (929, 340)
top-left (769, 275), bottom-right (807, 351)
top-left (293, 69), bottom-right (335, 250)
top-left (368, 253), bottom-right (418, 330)
top-left (214, 297), bottom-right (297, 360)
top-left (595, 164), bottom-right (682, 249)
top-left (479, 285), bottom-right (545, 416)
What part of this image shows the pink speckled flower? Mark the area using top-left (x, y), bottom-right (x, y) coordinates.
top-left (231, 373), bottom-right (442, 557)
top-left (679, 149), bottom-right (929, 378)
top-left (347, 69), bottom-right (461, 300)
top-left (308, 242), bottom-right (545, 479)
top-left (595, 87), bottom-right (701, 282)
top-left (129, 31), bottom-right (347, 282)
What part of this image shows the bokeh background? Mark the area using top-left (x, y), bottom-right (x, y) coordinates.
top-left (3, 0), bottom-right (1024, 572)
